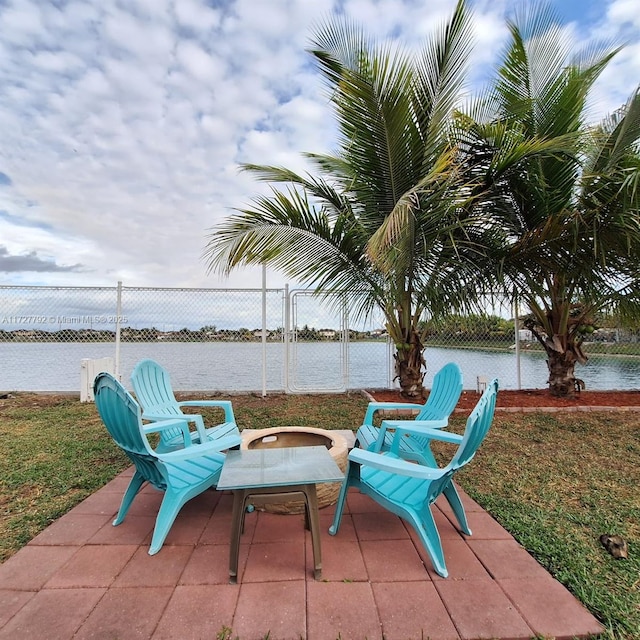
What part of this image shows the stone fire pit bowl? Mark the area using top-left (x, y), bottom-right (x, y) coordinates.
top-left (240, 426), bottom-right (349, 515)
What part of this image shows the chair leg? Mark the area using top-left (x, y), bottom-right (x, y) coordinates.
top-left (329, 460), bottom-right (362, 536)
top-left (113, 471), bottom-right (146, 526)
top-left (442, 482), bottom-right (471, 535)
top-left (409, 507), bottom-right (448, 578)
top-left (328, 474), bottom-right (350, 536)
top-left (148, 489), bottom-right (187, 555)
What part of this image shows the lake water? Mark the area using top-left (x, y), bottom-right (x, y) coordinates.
top-left (1, 341), bottom-right (639, 393)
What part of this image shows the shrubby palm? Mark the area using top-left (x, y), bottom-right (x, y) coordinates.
top-left (458, 5), bottom-right (640, 396)
top-left (204, 1), bottom-right (480, 397)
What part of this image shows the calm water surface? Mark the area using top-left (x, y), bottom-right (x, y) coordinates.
top-left (0, 341), bottom-right (638, 392)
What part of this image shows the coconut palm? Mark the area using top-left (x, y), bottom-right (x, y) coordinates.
top-left (458, 4), bottom-right (640, 396)
top-left (204, 0), bottom-right (480, 398)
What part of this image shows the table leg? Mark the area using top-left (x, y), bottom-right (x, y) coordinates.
top-left (227, 485), bottom-right (324, 582)
top-left (229, 489), bottom-right (247, 584)
top-left (303, 485), bottom-right (322, 579)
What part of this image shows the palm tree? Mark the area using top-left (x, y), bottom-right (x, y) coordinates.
top-left (458, 4), bottom-right (640, 396)
top-left (204, 0), bottom-right (479, 398)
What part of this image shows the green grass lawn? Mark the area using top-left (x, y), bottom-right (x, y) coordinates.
top-left (0, 392), bottom-right (638, 639)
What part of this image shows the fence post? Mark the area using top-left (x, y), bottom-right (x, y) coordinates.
top-left (342, 297), bottom-right (349, 389)
top-left (514, 297), bottom-right (521, 390)
top-left (115, 281), bottom-right (122, 380)
top-left (261, 264), bottom-right (267, 397)
top-left (284, 283), bottom-right (290, 393)
top-left (387, 336), bottom-right (395, 389)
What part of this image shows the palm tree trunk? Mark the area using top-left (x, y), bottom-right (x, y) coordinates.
top-left (394, 329), bottom-right (426, 398)
top-left (546, 349), bottom-right (583, 397)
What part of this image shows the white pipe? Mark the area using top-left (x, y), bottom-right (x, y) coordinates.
top-left (284, 283), bottom-right (290, 393)
top-left (115, 280), bottom-right (122, 380)
top-left (514, 297), bottom-right (522, 390)
top-left (261, 264), bottom-right (267, 397)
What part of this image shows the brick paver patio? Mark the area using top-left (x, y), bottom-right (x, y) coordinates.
top-left (0, 464), bottom-right (604, 640)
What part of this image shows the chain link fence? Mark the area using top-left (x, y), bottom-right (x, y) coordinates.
top-left (1, 284), bottom-right (639, 394)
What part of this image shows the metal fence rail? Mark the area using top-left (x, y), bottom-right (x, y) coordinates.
top-left (1, 283), bottom-right (639, 394)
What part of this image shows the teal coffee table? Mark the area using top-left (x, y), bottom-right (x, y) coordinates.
top-left (217, 445), bottom-right (344, 583)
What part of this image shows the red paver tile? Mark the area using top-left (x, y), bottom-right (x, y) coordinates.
top-left (152, 584), bottom-right (239, 639)
top-left (100, 473), bottom-right (136, 494)
top-left (345, 489), bottom-right (388, 514)
top-left (373, 581), bottom-right (460, 640)
top-left (199, 504), bottom-right (257, 545)
top-left (67, 490), bottom-right (120, 516)
top-left (178, 488), bottom-right (220, 516)
top-left (28, 513), bottom-right (112, 546)
top-left (252, 511), bottom-right (307, 543)
top-left (112, 545), bottom-right (193, 587)
top-left (306, 538), bottom-right (368, 582)
top-left (88, 514), bottom-right (155, 545)
top-left (116, 491), bottom-right (163, 517)
top-left (0, 546), bottom-right (79, 590)
top-left (499, 577), bottom-right (605, 639)
top-left (361, 539), bottom-right (429, 582)
top-left (213, 491), bottom-right (234, 511)
top-left (423, 538), bottom-right (492, 581)
top-left (352, 511), bottom-right (411, 540)
top-left (74, 586), bottom-right (173, 639)
top-left (161, 515), bottom-right (210, 546)
top-left (44, 545), bottom-right (137, 588)
top-left (0, 590), bottom-right (35, 628)
top-left (468, 539), bottom-right (552, 579)
top-left (307, 581), bottom-right (382, 639)
top-left (460, 510), bottom-right (515, 540)
top-left (435, 484), bottom-right (485, 513)
top-left (415, 507), bottom-right (466, 540)
top-left (233, 580), bottom-right (305, 639)
top-left (0, 587), bottom-right (105, 640)
top-left (435, 578), bottom-right (534, 639)
top-left (319, 509), bottom-right (357, 541)
top-left (242, 541), bottom-right (306, 582)
top-left (179, 543), bottom-right (245, 584)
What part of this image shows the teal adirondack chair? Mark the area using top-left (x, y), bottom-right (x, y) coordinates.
top-left (94, 372), bottom-right (235, 555)
top-left (131, 358), bottom-right (241, 453)
top-left (356, 362), bottom-right (463, 464)
top-left (330, 378), bottom-right (498, 578)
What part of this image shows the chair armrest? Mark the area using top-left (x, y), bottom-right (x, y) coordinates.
top-left (158, 439), bottom-right (229, 463)
top-left (142, 419), bottom-right (192, 447)
top-left (362, 401), bottom-right (422, 426)
top-left (215, 432), bottom-right (243, 450)
top-left (178, 400), bottom-right (236, 422)
top-left (386, 423), bottom-right (463, 457)
top-left (389, 424), bottom-right (463, 444)
top-left (372, 418), bottom-right (448, 452)
top-left (142, 411), bottom-right (197, 423)
top-left (348, 448), bottom-right (444, 480)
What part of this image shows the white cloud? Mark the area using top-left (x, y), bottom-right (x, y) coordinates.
top-left (175, 40), bottom-right (225, 84)
top-left (607, 0), bottom-right (640, 29)
top-left (0, 0), bottom-right (636, 291)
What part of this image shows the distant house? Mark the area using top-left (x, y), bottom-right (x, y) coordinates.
top-left (319, 330), bottom-right (336, 339)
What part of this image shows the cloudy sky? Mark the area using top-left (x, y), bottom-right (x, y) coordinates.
top-left (0, 0), bottom-right (638, 291)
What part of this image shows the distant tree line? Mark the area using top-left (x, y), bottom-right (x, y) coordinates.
top-left (0, 325), bottom-right (387, 343)
top-left (421, 315), bottom-right (515, 345)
